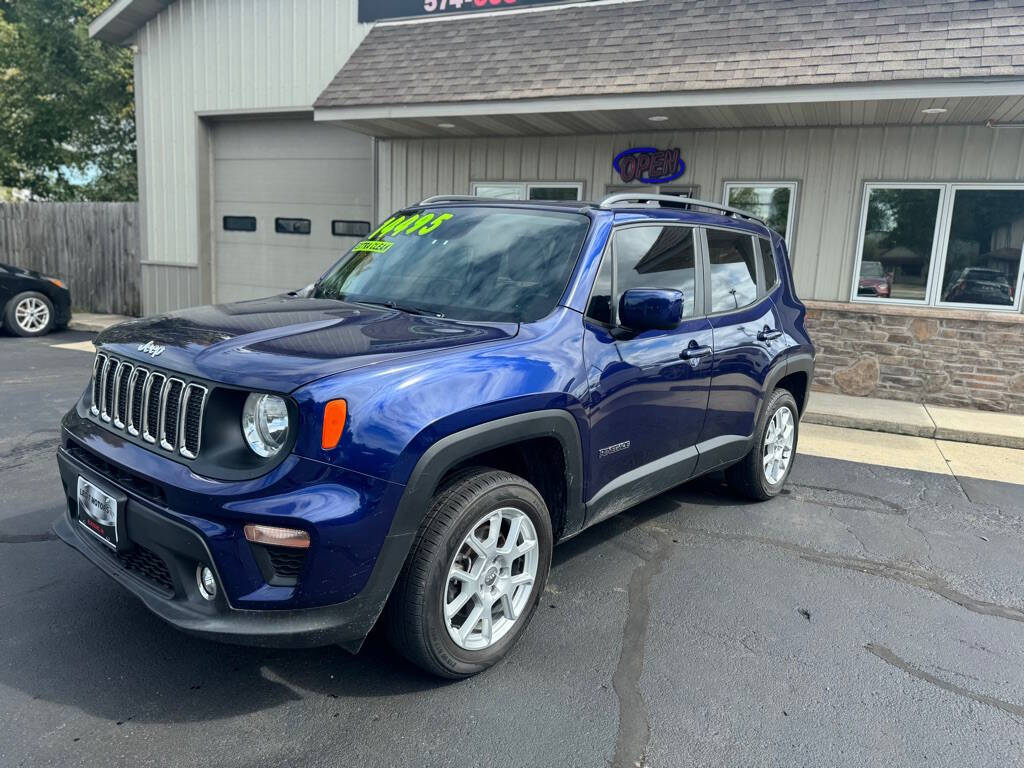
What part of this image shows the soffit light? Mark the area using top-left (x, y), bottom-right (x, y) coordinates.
top-left (648, 115), bottom-right (669, 122)
top-left (921, 107), bottom-right (948, 115)
top-left (438, 122), bottom-right (456, 128)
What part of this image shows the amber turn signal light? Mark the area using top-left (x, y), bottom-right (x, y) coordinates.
top-left (243, 524), bottom-right (310, 550)
top-left (321, 399), bottom-right (347, 450)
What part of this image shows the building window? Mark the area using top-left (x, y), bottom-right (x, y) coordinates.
top-left (852, 183), bottom-right (1024, 311)
top-left (938, 187), bottom-right (1024, 309)
top-left (605, 184), bottom-right (700, 199)
top-left (275, 217), bottom-right (311, 235)
top-left (706, 228), bottom-right (759, 313)
top-left (471, 182), bottom-right (583, 201)
top-left (723, 182), bottom-right (797, 241)
top-left (332, 220), bottom-right (371, 237)
top-left (223, 215), bottom-right (256, 232)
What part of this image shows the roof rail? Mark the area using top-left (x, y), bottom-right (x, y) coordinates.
top-left (417, 195), bottom-right (483, 205)
top-left (599, 193), bottom-right (767, 226)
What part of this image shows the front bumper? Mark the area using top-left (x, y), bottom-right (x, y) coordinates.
top-left (54, 409), bottom-right (412, 650)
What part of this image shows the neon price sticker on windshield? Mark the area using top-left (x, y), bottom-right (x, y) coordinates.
top-left (352, 240), bottom-right (395, 253)
top-left (369, 212), bottom-right (454, 239)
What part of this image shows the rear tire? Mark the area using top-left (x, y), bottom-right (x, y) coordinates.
top-left (385, 468), bottom-right (553, 679)
top-left (725, 388), bottom-right (800, 501)
top-left (5, 291), bottom-right (55, 337)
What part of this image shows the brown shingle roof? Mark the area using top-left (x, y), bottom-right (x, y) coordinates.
top-left (316, 0), bottom-right (1024, 108)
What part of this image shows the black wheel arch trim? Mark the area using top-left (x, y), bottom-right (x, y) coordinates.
top-left (341, 409), bottom-right (585, 652)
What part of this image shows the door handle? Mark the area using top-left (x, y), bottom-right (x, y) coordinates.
top-left (680, 343), bottom-right (713, 361)
top-left (757, 327), bottom-right (783, 342)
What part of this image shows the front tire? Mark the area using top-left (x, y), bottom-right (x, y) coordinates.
top-left (5, 291), bottom-right (55, 337)
top-left (385, 469), bottom-right (553, 678)
top-left (726, 388), bottom-right (800, 501)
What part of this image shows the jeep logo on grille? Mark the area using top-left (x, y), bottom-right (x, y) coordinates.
top-left (138, 341), bottom-right (166, 358)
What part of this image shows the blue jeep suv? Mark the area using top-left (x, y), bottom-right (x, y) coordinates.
top-left (55, 193), bottom-right (814, 677)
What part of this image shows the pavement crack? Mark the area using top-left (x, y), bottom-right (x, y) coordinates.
top-left (788, 483), bottom-right (906, 516)
top-left (675, 527), bottom-right (1024, 624)
top-left (611, 525), bottom-right (674, 768)
top-left (866, 643), bottom-right (1024, 723)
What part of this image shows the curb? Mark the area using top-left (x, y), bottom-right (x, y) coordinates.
top-left (803, 411), bottom-right (1024, 451)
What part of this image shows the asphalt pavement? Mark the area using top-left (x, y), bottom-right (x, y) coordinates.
top-left (2, 330), bottom-right (1023, 768)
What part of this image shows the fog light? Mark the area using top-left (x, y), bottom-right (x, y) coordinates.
top-left (197, 565), bottom-right (217, 601)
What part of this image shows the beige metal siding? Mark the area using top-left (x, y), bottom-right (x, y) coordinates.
top-left (133, 0), bottom-right (368, 311)
top-left (378, 125), bottom-right (1024, 303)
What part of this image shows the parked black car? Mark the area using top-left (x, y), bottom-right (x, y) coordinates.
top-left (942, 267), bottom-right (1015, 306)
top-left (0, 263), bottom-right (72, 337)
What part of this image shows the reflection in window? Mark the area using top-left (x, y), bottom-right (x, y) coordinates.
top-left (940, 189), bottom-right (1024, 307)
top-left (707, 229), bottom-right (758, 312)
top-left (725, 183), bottom-right (796, 240)
top-left (275, 218), bottom-right (311, 235)
top-left (528, 186), bottom-right (580, 201)
top-left (472, 182), bottom-right (583, 201)
top-left (587, 227), bottom-right (697, 325)
top-left (587, 250), bottom-right (613, 324)
top-left (759, 237), bottom-right (778, 291)
top-left (473, 183), bottom-right (524, 200)
top-left (857, 187), bottom-right (941, 302)
top-left (616, 227), bottom-right (697, 318)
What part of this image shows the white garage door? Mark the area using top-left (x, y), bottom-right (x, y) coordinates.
top-left (211, 116), bottom-right (373, 303)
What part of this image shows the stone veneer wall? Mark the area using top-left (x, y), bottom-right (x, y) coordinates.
top-left (805, 301), bottom-right (1024, 414)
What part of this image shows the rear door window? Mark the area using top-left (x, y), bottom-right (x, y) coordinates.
top-left (706, 229), bottom-right (759, 312)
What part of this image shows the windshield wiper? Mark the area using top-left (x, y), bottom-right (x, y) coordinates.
top-left (355, 300), bottom-right (445, 318)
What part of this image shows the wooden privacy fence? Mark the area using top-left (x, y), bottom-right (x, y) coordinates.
top-left (0, 202), bottom-right (141, 317)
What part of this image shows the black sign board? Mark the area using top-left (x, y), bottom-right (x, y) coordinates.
top-left (359, 0), bottom-right (593, 23)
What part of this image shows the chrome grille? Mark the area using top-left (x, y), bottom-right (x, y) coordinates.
top-left (113, 363), bottom-right (134, 429)
top-left (127, 368), bottom-right (148, 436)
top-left (101, 358), bottom-right (119, 422)
top-left (143, 372), bottom-right (166, 444)
top-left (90, 354), bottom-right (106, 416)
top-left (90, 353), bottom-right (209, 460)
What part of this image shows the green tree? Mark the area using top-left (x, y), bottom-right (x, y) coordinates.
top-left (0, 0), bottom-right (136, 201)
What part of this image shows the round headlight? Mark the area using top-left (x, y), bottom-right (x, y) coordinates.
top-left (242, 393), bottom-right (290, 458)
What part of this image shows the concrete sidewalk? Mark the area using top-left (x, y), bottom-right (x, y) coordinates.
top-left (805, 391), bottom-right (1024, 451)
top-left (67, 312), bottom-right (134, 333)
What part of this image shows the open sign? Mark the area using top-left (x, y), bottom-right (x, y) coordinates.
top-left (613, 147), bottom-right (685, 185)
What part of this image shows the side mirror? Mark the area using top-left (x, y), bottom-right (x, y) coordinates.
top-left (289, 283), bottom-right (315, 298)
top-left (618, 288), bottom-right (684, 332)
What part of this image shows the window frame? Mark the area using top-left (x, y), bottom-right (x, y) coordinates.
top-left (585, 222), bottom-right (706, 328)
top-left (223, 215), bottom-right (257, 233)
top-left (700, 225), bottom-right (769, 318)
top-left (274, 217), bottom-right (312, 236)
top-left (471, 181), bottom-right (585, 201)
top-left (331, 220), bottom-right (371, 238)
top-left (932, 183), bottom-right (1024, 313)
top-left (722, 181), bottom-right (799, 244)
top-left (850, 181), bottom-right (1024, 312)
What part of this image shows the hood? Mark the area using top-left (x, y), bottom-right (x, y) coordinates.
top-left (95, 296), bottom-right (518, 392)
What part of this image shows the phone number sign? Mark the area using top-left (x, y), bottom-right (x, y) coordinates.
top-left (359, 0), bottom-right (593, 23)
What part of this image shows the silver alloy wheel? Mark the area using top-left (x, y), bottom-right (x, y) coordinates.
top-left (443, 506), bottom-right (539, 651)
top-left (14, 296), bottom-right (50, 333)
top-left (763, 405), bottom-right (796, 485)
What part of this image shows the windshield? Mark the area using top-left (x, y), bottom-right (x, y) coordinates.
top-left (314, 206), bottom-right (591, 322)
top-left (860, 261), bottom-right (885, 278)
